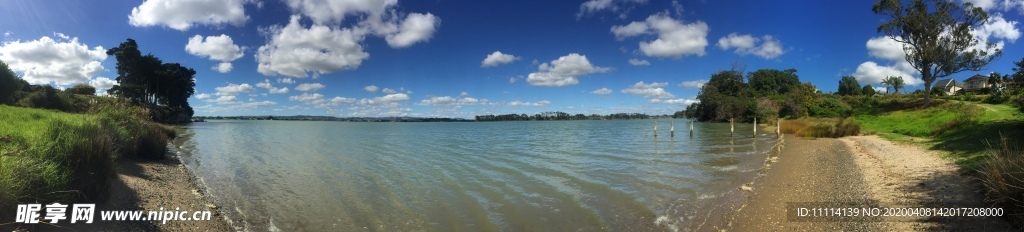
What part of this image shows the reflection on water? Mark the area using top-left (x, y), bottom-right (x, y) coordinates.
top-left (171, 120), bottom-right (779, 231)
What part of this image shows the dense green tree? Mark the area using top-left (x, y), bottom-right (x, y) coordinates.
top-left (106, 39), bottom-right (196, 120)
top-left (1013, 57), bottom-right (1024, 87)
top-left (863, 85), bottom-right (876, 96)
top-left (838, 76), bottom-right (862, 96)
top-left (694, 70), bottom-right (752, 122)
top-left (67, 84), bottom-right (96, 95)
top-left (0, 60), bottom-right (27, 105)
top-left (748, 68), bottom-right (800, 96)
top-left (874, 0), bottom-right (1001, 105)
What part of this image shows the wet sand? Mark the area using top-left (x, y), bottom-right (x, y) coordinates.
top-left (730, 134), bottom-right (1013, 231)
top-left (31, 157), bottom-right (231, 231)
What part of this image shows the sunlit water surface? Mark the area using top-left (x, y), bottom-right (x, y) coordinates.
top-left (171, 120), bottom-right (779, 231)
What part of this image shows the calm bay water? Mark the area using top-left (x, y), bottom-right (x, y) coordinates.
top-left (171, 119), bottom-right (779, 231)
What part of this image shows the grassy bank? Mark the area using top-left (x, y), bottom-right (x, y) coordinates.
top-left (0, 101), bottom-right (175, 221)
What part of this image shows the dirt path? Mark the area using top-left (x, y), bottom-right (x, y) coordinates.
top-left (730, 135), bottom-right (1012, 231)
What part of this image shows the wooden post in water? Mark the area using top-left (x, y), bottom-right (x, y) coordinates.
top-left (670, 120), bottom-right (675, 137)
top-left (689, 120), bottom-right (694, 137)
top-left (654, 121), bottom-right (658, 137)
top-left (777, 118), bottom-right (782, 139)
top-left (730, 118), bottom-right (735, 137)
top-left (753, 118), bottom-right (757, 137)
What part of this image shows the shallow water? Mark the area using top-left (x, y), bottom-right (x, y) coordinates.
top-left (171, 119), bottom-right (779, 231)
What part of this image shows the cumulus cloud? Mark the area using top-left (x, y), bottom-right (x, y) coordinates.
top-left (364, 85), bottom-right (379, 92)
top-left (0, 35), bottom-right (107, 85)
top-left (508, 100), bottom-right (551, 107)
top-left (215, 83), bottom-right (255, 96)
top-left (974, 13), bottom-right (1020, 43)
top-left (216, 95), bottom-right (240, 104)
top-left (853, 61), bottom-right (922, 86)
top-left (381, 13), bottom-right (440, 48)
top-left (717, 33), bottom-right (786, 59)
top-left (382, 88), bottom-right (398, 94)
top-left (290, 92), bottom-right (356, 108)
top-left (277, 78), bottom-right (295, 84)
top-left (194, 93), bottom-right (213, 100)
top-left (128, 0), bottom-right (251, 30)
top-left (621, 81), bottom-right (674, 98)
top-left (526, 53), bottom-right (610, 87)
top-left (678, 79), bottom-right (707, 89)
top-left (89, 77), bottom-right (117, 92)
top-left (611, 13), bottom-right (708, 58)
top-left (358, 93), bottom-right (410, 105)
top-left (481, 51), bottom-right (520, 67)
top-left (256, 79), bottom-right (289, 94)
top-left (577, 0), bottom-right (647, 19)
top-left (591, 87), bottom-right (612, 94)
top-left (418, 95), bottom-right (485, 106)
top-left (627, 58), bottom-right (650, 66)
top-left (255, 15), bottom-right (369, 78)
top-left (295, 83), bottom-right (325, 92)
top-left (186, 34), bottom-right (243, 73)
top-left (650, 98), bottom-right (699, 105)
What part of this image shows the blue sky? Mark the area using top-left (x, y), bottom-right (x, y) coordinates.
top-left (1, 0), bottom-right (1022, 118)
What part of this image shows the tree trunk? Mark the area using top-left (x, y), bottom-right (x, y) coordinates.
top-left (922, 71), bottom-right (933, 105)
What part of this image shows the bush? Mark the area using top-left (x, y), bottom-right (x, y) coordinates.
top-left (66, 84), bottom-right (96, 95)
top-left (931, 87), bottom-right (948, 97)
top-left (0, 60), bottom-right (26, 105)
top-left (809, 96), bottom-right (852, 118)
top-left (17, 85), bottom-right (71, 111)
top-left (980, 135), bottom-right (1024, 227)
top-left (778, 117), bottom-right (860, 138)
top-left (984, 93), bottom-right (1009, 104)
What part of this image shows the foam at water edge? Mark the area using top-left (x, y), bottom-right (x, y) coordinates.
top-left (654, 215), bottom-right (680, 232)
top-left (269, 217), bottom-right (281, 232)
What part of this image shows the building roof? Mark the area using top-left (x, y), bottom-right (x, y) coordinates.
top-left (935, 79), bottom-right (963, 88)
top-left (965, 74), bottom-right (987, 83)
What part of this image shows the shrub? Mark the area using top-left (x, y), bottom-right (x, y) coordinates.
top-left (809, 96), bottom-right (852, 118)
top-left (0, 60), bottom-right (26, 105)
top-left (17, 85), bottom-right (71, 111)
top-left (66, 84), bottom-right (96, 95)
top-left (980, 135), bottom-right (1024, 227)
top-left (931, 87), bottom-right (948, 97)
top-left (778, 117), bottom-right (860, 138)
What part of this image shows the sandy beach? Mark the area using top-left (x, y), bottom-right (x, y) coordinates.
top-left (28, 157), bottom-right (232, 231)
top-left (731, 134), bottom-right (1013, 231)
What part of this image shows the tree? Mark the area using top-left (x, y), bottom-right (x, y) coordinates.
top-left (106, 38), bottom-right (197, 121)
top-left (67, 84), bottom-right (96, 95)
top-left (748, 68), bottom-right (800, 96)
top-left (0, 59), bottom-right (27, 105)
top-left (863, 85), bottom-right (876, 96)
top-left (874, 0), bottom-right (1001, 105)
top-left (881, 76), bottom-right (906, 94)
top-left (988, 72), bottom-right (1009, 95)
top-left (838, 76), bottom-right (862, 96)
top-left (1013, 57), bottom-right (1024, 88)
top-left (694, 70), bottom-right (752, 122)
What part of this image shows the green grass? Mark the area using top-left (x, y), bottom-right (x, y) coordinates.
top-left (853, 99), bottom-right (1024, 170)
top-left (0, 102), bottom-right (175, 221)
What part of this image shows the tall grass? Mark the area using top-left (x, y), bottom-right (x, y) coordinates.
top-left (779, 117), bottom-right (861, 138)
top-left (0, 103), bottom-right (174, 221)
top-left (980, 134), bottom-right (1024, 227)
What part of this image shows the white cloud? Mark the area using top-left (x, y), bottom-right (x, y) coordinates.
top-left (128, 0), bottom-right (251, 30)
top-left (852, 61), bottom-right (923, 86)
top-left (418, 95), bottom-right (486, 106)
top-left (509, 77), bottom-right (517, 83)
top-left (214, 62), bottom-right (233, 73)
top-left (194, 93), bottom-right (213, 100)
top-left (256, 79), bottom-right (289, 94)
top-left (215, 83), bottom-right (255, 96)
top-left (577, 0), bottom-right (647, 18)
top-left (364, 85), bottom-right (379, 92)
top-left (481, 51), bottom-right (520, 67)
top-left (295, 83), bottom-right (325, 92)
top-left (216, 95), bottom-right (240, 104)
top-left (678, 80), bottom-right (707, 89)
top-left (231, 101), bottom-right (276, 110)
top-left (88, 77), bottom-right (116, 91)
top-left (289, 93), bottom-right (324, 102)
top-left (0, 35), bottom-right (107, 85)
top-left (591, 87), bottom-right (612, 94)
top-left (278, 78), bottom-right (295, 84)
top-left (612, 13), bottom-right (708, 58)
top-left (866, 36), bottom-right (906, 61)
top-left (717, 33), bottom-right (785, 59)
top-left (627, 58), bottom-right (650, 66)
top-left (358, 93), bottom-right (410, 105)
top-left (284, 0), bottom-right (395, 25)
top-left (508, 100), bottom-right (550, 107)
top-left (526, 53), bottom-right (610, 87)
top-left (382, 88), bottom-right (397, 94)
top-left (965, 0), bottom-right (997, 10)
top-left (291, 92), bottom-right (356, 108)
top-left (255, 15), bottom-right (369, 78)
top-left (975, 14), bottom-right (1020, 42)
top-left (650, 98), bottom-right (699, 105)
top-left (382, 13), bottom-right (440, 48)
top-left (621, 81), bottom-right (674, 98)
